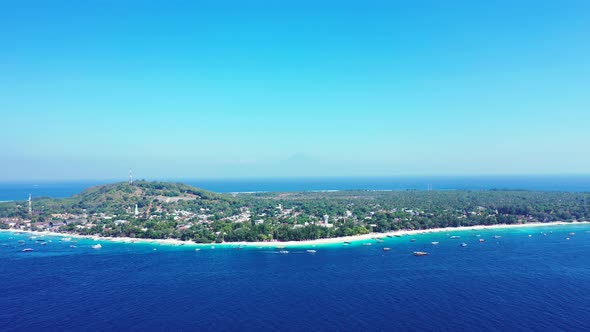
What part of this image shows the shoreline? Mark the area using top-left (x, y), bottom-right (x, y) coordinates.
top-left (1, 221), bottom-right (589, 248)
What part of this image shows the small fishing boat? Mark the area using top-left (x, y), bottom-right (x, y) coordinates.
top-left (493, 235), bottom-right (501, 239)
top-left (479, 239), bottom-right (485, 243)
top-left (306, 249), bottom-right (317, 253)
top-left (460, 243), bottom-right (468, 247)
top-left (91, 244), bottom-right (102, 249)
top-left (376, 239), bottom-right (384, 243)
top-left (450, 236), bottom-right (460, 239)
top-left (69, 245), bottom-right (77, 248)
top-left (569, 232), bottom-right (576, 236)
top-left (279, 250), bottom-right (289, 254)
top-left (431, 241), bottom-right (439, 245)
top-left (528, 235), bottom-right (532, 238)
top-left (22, 248), bottom-right (34, 252)
top-left (195, 248), bottom-right (201, 251)
top-left (382, 247), bottom-right (391, 251)
top-left (363, 243), bottom-right (373, 246)
top-left (413, 251), bottom-right (429, 256)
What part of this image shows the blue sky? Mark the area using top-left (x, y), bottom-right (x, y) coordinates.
top-left (1, 0), bottom-right (589, 180)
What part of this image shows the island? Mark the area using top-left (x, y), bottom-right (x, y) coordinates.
top-left (0, 181), bottom-right (588, 243)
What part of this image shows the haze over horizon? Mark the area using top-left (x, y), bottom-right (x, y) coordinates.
top-left (1, 0), bottom-right (589, 181)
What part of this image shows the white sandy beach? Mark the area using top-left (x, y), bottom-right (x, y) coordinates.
top-left (2, 221), bottom-right (588, 248)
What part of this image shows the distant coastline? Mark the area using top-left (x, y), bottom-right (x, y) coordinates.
top-left (2, 221), bottom-right (588, 248)
top-left (2, 175), bottom-right (590, 201)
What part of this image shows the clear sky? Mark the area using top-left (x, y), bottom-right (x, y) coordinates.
top-left (1, 0), bottom-right (589, 180)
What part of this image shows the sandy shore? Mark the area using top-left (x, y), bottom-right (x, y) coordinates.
top-left (1, 221), bottom-right (589, 248)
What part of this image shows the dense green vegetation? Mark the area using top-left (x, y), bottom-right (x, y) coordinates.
top-left (0, 181), bottom-right (588, 243)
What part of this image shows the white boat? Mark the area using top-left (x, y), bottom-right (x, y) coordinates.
top-left (450, 236), bottom-right (460, 239)
top-left (363, 243), bottom-right (372, 246)
top-left (279, 250), bottom-right (289, 254)
top-left (22, 248), bottom-right (34, 252)
top-left (62, 237), bottom-right (72, 242)
top-left (460, 243), bottom-right (468, 247)
top-left (479, 239), bottom-right (485, 243)
top-left (382, 247), bottom-right (391, 251)
top-left (493, 235), bottom-right (501, 239)
top-left (195, 248), bottom-right (201, 251)
top-left (431, 242), bottom-right (440, 245)
top-left (306, 249), bottom-right (317, 253)
top-left (92, 237), bottom-right (100, 241)
top-left (91, 244), bottom-right (102, 249)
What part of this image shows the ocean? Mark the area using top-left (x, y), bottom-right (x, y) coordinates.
top-left (1, 175), bottom-right (589, 201)
top-left (1, 224), bottom-right (590, 331)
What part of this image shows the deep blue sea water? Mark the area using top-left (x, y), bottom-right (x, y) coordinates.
top-left (1, 224), bottom-right (590, 331)
top-left (1, 175), bottom-right (589, 201)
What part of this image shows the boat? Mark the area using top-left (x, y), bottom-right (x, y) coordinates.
top-left (279, 250), bottom-right (289, 254)
top-left (460, 243), bottom-right (468, 247)
top-left (91, 244), bottom-right (102, 249)
top-left (431, 241), bottom-right (439, 245)
top-left (376, 239), bottom-right (384, 243)
top-left (275, 245), bottom-right (286, 249)
top-left (413, 251), bottom-right (429, 256)
top-left (386, 235), bottom-right (394, 238)
top-left (566, 237), bottom-right (571, 240)
top-left (195, 248), bottom-right (201, 251)
top-left (394, 234), bottom-right (402, 237)
top-left (528, 235), bottom-right (532, 238)
top-left (22, 248), bottom-right (34, 252)
top-left (62, 237), bottom-right (72, 242)
top-left (383, 248), bottom-right (391, 251)
top-left (450, 236), bottom-right (460, 239)
top-left (363, 243), bottom-right (372, 246)
top-left (479, 239), bottom-right (485, 243)
top-left (493, 235), bottom-right (501, 239)
top-left (569, 232), bottom-right (576, 236)
top-left (18, 240), bottom-right (25, 245)
top-left (306, 249), bottom-right (317, 253)
top-left (40, 242), bottom-right (48, 245)
top-left (92, 237), bottom-right (100, 241)
top-left (69, 245), bottom-right (77, 248)
top-left (410, 239), bottom-right (416, 242)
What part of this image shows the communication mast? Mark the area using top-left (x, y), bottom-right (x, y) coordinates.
top-left (28, 193), bottom-right (32, 216)
top-left (129, 168), bottom-right (133, 185)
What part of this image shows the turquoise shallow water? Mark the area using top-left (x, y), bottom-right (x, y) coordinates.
top-left (1, 224), bottom-right (590, 331)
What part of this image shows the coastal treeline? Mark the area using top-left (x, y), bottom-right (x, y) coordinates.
top-left (0, 181), bottom-right (588, 243)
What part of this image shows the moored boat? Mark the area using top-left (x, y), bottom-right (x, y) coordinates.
top-left (91, 244), bottom-right (102, 249)
top-left (450, 236), bottom-right (460, 239)
top-left (306, 249), bottom-right (317, 253)
top-left (431, 241), bottom-right (439, 245)
top-left (413, 251), bottom-right (428, 256)
top-left (479, 239), bottom-right (485, 242)
top-left (460, 243), bottom-right (468, 247)
top-left (383, 247), bottom-right (391, 251)
top-left (22, 248), bottom-right (34, 252)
